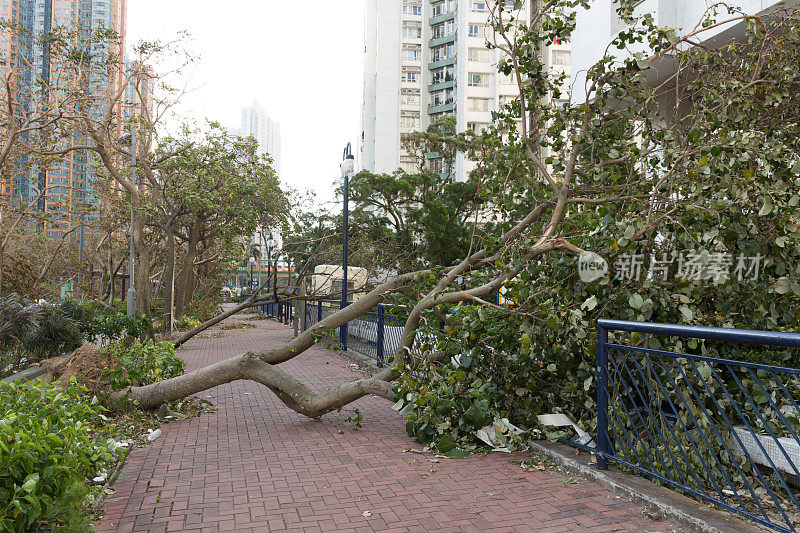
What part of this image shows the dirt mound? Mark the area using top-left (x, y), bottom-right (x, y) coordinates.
top-left (49, 344), bottom-right (120, 392)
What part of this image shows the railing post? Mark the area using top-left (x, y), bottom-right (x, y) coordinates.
top-left (596, 324), bottom-right (610, 470)
top-left (340, 300), bottom-right (348, 351)
top-left (376, 305), bottom-right (385, 368)
top-left (303, 301), bottom-right (307, 331)
top-left (318, 300), bottom-right (322, 322)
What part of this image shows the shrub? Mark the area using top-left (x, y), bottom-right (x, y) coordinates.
top-left (0, 379), bottom-right (114, 532)
top-left (26, 302), bottom-right (85, 360)
top-left (88, 313), bottom-right (150, 343)
top-left (174, 315), bottom-right (201, 331)
top-left (103, 340), bottom-right (185, 391)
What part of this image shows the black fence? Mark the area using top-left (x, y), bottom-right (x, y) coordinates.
top-left (573, 320), bottom-right (800, 533)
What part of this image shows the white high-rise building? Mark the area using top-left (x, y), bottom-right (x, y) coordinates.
top-left (241, 101), bottom-right (282, 175)
top-left (570, 0), bottom-right (797, 104)
top-left (360, 0), bottom-right (571, 181)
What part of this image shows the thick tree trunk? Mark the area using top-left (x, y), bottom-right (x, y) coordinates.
top-left (114, 272), bottom-right (417, 413)
top-left (162, 230), bottom-right (175, 334)
top-left (175, 217), bottom-right (199, 319)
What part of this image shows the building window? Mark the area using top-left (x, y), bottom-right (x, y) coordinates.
top-left (402, 21), bottom-right (422, 39)
top-left (402, 44), bottom-right (421, 61)
top-left (402, 0), bottom-right (422, 16)
top-left (400, 111), bottom-right (420, 129)
top-left (467, 97), bottom-right (490, 112)
top-left (401, 88), bottom-right (420, 106)
top-left (402, 66), bottom-right (420, 83)
top-left (498, 95), bottom-right (519, 108)
top-left (432, 20), bottom-right (455, 39)
top-left (551, 49), bottom-right (571, 66)
top-left (471, 1), bottom-right (487, 12)
top-left (468, 72), bottom-right (490, 87)
top-left (432, 0), bottom-right (456, 16)
top-left (468, 47), bottom-right (490, 62)
top-left (467, 122), bottom-right (489, 133)
top-left (432, 43), bottom-right (454, 62)
top-left (431, 66), bottom-right (454, 85)
top-left (468, 24), bottom-right (486, 38)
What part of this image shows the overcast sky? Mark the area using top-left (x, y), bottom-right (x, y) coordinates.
top-left (128, 1), bottom-right (365, 204)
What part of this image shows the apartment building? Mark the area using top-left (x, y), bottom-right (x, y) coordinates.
top-left (0, 0), bottom-right (127, 237)
top-left (570, 0), bottom-right (798, 104)
top-left (361, 0), bottom-right (571, 181)
top-left (240, 100), bottom-right (282, 176)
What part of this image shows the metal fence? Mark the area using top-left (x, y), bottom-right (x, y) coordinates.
top-left (240, 295), bottom-right (294, 326)
top-left (258, 300), bottom-right (293, 326)
top-left (300, 300), bottom-right (408, 368)
top-left (583, 319), bottom-right (800, 532)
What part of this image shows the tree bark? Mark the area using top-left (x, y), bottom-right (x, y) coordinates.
top-left (175, 216), bottom-right (199, 319)
top-left (162, 229), bottom-right (175, 334)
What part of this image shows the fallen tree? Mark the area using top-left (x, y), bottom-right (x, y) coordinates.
top-left (113, 1), bottom-right (800, 423)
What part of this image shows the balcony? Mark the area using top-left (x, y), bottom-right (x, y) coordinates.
top-left (428, 80), bottom-right (455, 92)
top-left (428, 57), bottom-right (455, 70)
top-left (427, 102), bottom-right (455, 115)
top-left (428, 33), bottom-right (456, 48)
top-left (430, 11), bottom-right (455, 26)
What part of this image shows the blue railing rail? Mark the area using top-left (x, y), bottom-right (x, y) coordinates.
top-left (586, 319), bottom-right (800, 533)
top-left (300, 299), bottom-right (410, 368)
top-left (240, 294), bottom-right (294, 326)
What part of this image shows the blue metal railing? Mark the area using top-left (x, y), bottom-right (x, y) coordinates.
top-left (586, 319), bottom-right (800, 532)
top-left (239, 294), bottom-right (294, 326)
top-left (300, 299), bottom-right (409, 368)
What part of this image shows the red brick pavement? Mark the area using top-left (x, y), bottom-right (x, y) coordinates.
top-left (99, 315), bottom-right (680, 532)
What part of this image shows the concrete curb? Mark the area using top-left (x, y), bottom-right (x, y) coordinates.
top-left (0, 363), bottom-right (50, 384)
top-left (528, 441), bottom-right (768, 533)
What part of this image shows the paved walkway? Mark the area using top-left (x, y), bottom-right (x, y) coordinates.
top-left (100, 314), bottom-right (680, 532)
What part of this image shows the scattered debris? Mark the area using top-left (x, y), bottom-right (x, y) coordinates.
top-left (477, 419), bottom-right (524, 452)
top-left (361, 511), bottom-right (372, 518)
top-left (146, 429), bottom-right (162, 442)
top-left (537, 413), bottom-right (595, 448)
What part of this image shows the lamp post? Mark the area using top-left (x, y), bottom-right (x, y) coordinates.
top-left (339, 143), bottom-right (355, 350)
top-left (248, 257), bottom-right (255, 292)
top-left (118, 131), bottom-right (137, 317)
top-left (266, 232), bottom-right (273, 295)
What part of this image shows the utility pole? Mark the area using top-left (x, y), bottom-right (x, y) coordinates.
top-left (339, 143), bottom-right (355, 350)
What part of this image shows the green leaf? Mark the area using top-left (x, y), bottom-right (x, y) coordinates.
top-left (758, 197), bottom-right (773, 216)
top-left (21, 473), bottom-right (39, 493)
top-left (445, 448), bottom-right (468, 459)
top-left (437, 435), bottom-right (457, 453)
top-left (391, 399), bottom-right (405, 411)
top-left (629, 294), bottom-right (644, 310)
top-left (581, 296), bottom-right (598, 311)
top-left (678, 305), bottom-right (693, 322)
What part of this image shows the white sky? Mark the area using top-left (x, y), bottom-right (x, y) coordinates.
top-left (127, 1), bottom-right (365, 204)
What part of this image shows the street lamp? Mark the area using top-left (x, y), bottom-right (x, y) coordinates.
top-left (339, 143), bottom-right (356, 350)
top-left (248, 257), bottom-right (255, 291)
top-left (118, 131), bottom-right (137, 317)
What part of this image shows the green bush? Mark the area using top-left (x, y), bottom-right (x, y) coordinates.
top-left (103, 340), bottom-right (184, 391)
top-left (27, 302), bottom-right (85, 361)
top-left (88, 313), bottom-right (150, 343)
top-left (174, 315), bottom-right (201, 331)
top-left (0, 379), bottom-right (114, 532)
